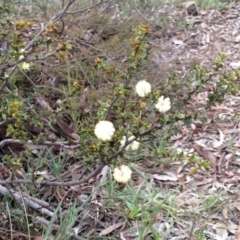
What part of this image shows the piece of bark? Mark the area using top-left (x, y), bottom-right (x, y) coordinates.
top-left (183, 1), bottom-right (199, 16)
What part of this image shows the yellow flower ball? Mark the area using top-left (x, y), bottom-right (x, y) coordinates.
top-left (113, 165), bottom-right (132, 183)
top-left (94, 120), bottom-right (115, 141)
top-left (135, 80), bottom-right (151, 97)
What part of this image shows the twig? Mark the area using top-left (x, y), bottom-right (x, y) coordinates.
top-left (5, 202), bottom-right (13, 240)
top-left (188, 219), bottom-right (197, 240)
top-left (0, 0), bottom-right (76, 94)
top-left (35, 216), bottom-right (59, 231)
top-left (0, 139), bottom-right (22, 148)
top-left (27, 195), bottom-right (54, 209)
top-left (51, 0), bottom-right (76, 23)
top-left (107, 126), bottom-right (154, 162)
top-left (26, 49), bottom-right (58, 61)
top-left (0, 118), bottom-right (15, 127)
top-left (0, 185), bottom-right (54, 217)
top-left (17, 186), bottom-right (31, 240)
top-left (31, 141), bottom-right (79, 149)
top-left (0, 163), bottom-right (104, 186)
top-left (66, 1), bottom-right (107, 14)
top-left (217, 151), bottom-right (226, 174)
top-left (0, 138), bottom-right (79, 149)
top-left (25, 0), bottom-right (76, 50)
top-left (134, 7), bottom-right (149, 23)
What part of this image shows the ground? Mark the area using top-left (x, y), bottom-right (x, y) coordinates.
top-left (1, 0), bottom-right (240, 239)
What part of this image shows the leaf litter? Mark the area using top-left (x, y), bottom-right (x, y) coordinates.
top-left (3, 1), bottom-right (240, 239)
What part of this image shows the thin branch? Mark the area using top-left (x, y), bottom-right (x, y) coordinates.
top-left (17, 186), bottom-right (31, 240)
top-left (5, 202), bottom-right (13, 240)
top-left (35, 216), bottom-right (59, 231)
top-left (51, 0), bottom-right (76, 23)
top-left (107, 126), bottom-right (154, 162)
top-left (25, 0), bottom-right (76, 50)
top-left (0, 185), bottom-right (54, 217)
top-left (0, 118), bottom-right (15, 127)
top-left (0, 139), bottom-right (22, 148)
top-left (31, 141), bottom-right (79, 149)
top-left (0, 163), bottom-right (104, 186)
top-left (134, 7), bottom-right (149, 23)
top-left (0, 0), bottom-right (77, 94)
top-left (0, 138), bottom-right (79, 149)
top-left (66, 1), bottom-right (107, 14)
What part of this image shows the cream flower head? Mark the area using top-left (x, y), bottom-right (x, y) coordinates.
top-left (19, 55), bottom-right (24, 60)
top-left (120, 135), bottom-right (140, 151)
top-left (135, 80), bottom-right (151, 97)
top-left (22, 62), bottom-right (30, 70)
top-left (155, 96), bottom-right (171, 113)
top-left (4, 73), bottom-right (9, 79)
top-left (94, 120), bottom-right (115, 141)
top-left (113, 165), bottom-right (132, 183)
top-left (19, 49), bottom-right (26, 53)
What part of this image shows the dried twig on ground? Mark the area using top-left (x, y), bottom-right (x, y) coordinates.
top-left (0, 163), bottom-right (105, 186)
top-left (0, 185), bottom-right (54, 217)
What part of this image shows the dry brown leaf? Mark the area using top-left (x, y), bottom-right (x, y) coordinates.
top-left (69, 132), bottom-right (80, 140)
top-left (88, 178), bottom-right (95, 184)
top-left (36, 97), bottom-right (80, 140)
top-left (98, 165), bottom-right (109, 183)
top-left (235, 228), bottom-right (240, 240)
top-left (222, 207), bottom-right (228, 219)
top-left (36, 96), bottom-right (52, 111)
top-left (227, 223), bottom-right (239, 235)
top-left (153, 172), bottom-right (178, 181)
top-left (176, 165), bottom-right (184, 174)
top-left (155, 212), bottom-right (162, 221)
top-left (189, 143), bottom-right (216, 169)
top-left (178, 174), bottom-right (187, 185)
top-left (230, 62), bottom-right (240, 68)
top-left (56, 119), bottom-right (80, 140)
top-left (212, 129), bottom-right (224, 148)
top-left (178, 174), bottom-right (187, 191)
top-left (79, 87), bottom-right (89, 109)
top-left (99, 222), bottom-right (124, 236)
top-left (195, 178), bottom-right (212, 186)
